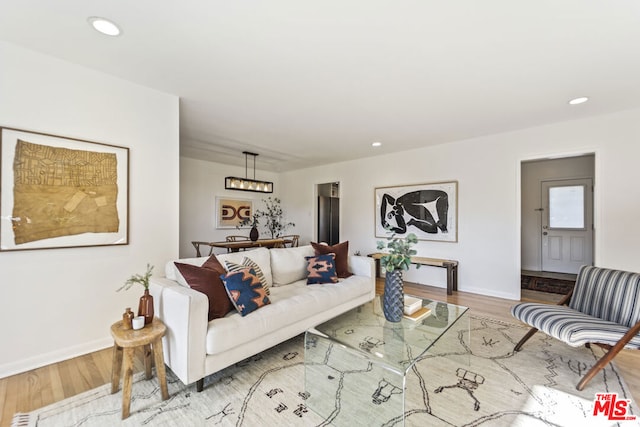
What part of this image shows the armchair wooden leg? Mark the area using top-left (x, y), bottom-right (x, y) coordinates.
top-left (514, 327), bottom-right (539, 352)
top-left (196, 378), bottom-right (204, 392)
top-left (577, 345), bottom-right (626, 391)
top-left (577, 347), bottom-right (620, 391)
top-left (576, 321), bottom-right (640, 390)
top-left (577, 364), bottom-right (604, 391)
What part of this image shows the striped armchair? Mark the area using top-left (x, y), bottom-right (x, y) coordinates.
top-left (511, 265), bottom-right (640, 390)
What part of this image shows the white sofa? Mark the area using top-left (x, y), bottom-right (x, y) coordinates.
top-left (149, 245), bottom-right (375, 391)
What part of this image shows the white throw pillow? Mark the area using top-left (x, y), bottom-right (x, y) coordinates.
top-left (270, 245), bottom-right (315, 286)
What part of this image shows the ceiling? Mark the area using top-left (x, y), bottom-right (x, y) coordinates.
top-left (2, 1), bottom-right (640, 172)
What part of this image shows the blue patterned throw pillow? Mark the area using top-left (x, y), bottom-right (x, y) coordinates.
top-left (305, 253), bottom-right (339, 285)
top-left (221, 267), bottom-right (270, 316)
top-left (225, 257), bottom-right (270, 295)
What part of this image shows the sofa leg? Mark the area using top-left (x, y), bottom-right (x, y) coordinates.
top-left (196, 378), bottom-right (204, 392)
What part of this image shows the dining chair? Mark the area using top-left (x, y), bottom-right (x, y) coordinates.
top-left (225, 235), bottom-right (250, 252)
top-left (225, 235), bottom-right (250, 242)
top-left (281, 235), bottom-right (299, 248)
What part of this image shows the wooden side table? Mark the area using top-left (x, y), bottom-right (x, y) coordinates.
top-left (110, 318), bottom-right (169, 419)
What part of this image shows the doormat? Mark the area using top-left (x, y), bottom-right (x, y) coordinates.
top-left (521, 274), bottom-right (576, 295)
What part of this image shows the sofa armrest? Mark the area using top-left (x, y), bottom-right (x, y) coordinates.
top-left (348, 255), bottom-right (375, 278)
top-left (149, 277), bottom-right (208, 386)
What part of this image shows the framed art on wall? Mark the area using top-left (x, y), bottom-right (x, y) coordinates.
top-left (375, 181), bottom-right (458, 242)
top-left (216, 197), bottom-right (253, 229)
top-left (0, 127), bottom-right (129, 251)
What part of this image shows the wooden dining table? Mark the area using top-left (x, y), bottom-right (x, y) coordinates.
top-left (192, 238), bottom-right (286, 256)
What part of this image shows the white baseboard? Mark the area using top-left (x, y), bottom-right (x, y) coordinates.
top-left (0, 336), bottom-right (113, 379)
top-left (410, 281), bottom-right (521, 302)
top-left (461, 285), bottom-right (520, 301)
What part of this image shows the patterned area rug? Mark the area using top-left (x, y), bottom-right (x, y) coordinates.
top-left (12, 316), bottom-right (640, 427)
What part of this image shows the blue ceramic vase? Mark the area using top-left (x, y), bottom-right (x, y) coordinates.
top-left (383, 270), bottom-right (404, 322)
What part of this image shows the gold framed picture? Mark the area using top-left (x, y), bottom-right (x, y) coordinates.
top-left (0, 127), bottom-right (129, 251)
top-left (216, 197), bottom-right (253, 229)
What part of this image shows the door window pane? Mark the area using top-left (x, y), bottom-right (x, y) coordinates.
top-left (549, 185), bottom-right (585, 229)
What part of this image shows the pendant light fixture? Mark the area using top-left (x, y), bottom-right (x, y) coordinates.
top-left (225, 151), bottom-right (274, 193)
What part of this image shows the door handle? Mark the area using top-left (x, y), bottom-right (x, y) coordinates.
top-left (543, 232), bottom-right (548, 235)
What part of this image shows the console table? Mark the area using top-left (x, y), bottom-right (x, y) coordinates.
top-left (369, 252), bottom-right (458, 295)
top-left (192, 238), bottom-right (285, 256)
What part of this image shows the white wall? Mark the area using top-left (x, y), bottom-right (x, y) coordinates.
top-left (179, 157), bottom-right (281, 258)
top-left (521, 156), bottom-right (595, 271)
top-left (279, 109), bottom-right (640, 300)
top-left (0, 42), bottom-right (180, 377)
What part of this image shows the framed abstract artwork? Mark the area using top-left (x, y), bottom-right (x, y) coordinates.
top-left (216, 197), bottom-right (253, 229)
top-left (0, 127), bottom-right (129, 251)
top-left (375, 181), bottom-right (458, 242)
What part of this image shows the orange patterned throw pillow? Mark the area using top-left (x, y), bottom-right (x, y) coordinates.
top-left (225, 257), bottom-right (270, 295)
top-left (305, 253), bottom-right (339, 285)
top-left (310, 241), bottom-right (353, 278)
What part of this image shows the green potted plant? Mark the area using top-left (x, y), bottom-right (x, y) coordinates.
top-left (237, 197), bottom-right (295, 241)
top-left (117, 264), bottom-right (155, 325)
top-left (259, 197), bottom-right (295, 238)
top-left (248, 197), bottom-right (296, 239)
top-left (376, 233), bottom-right (419, 322)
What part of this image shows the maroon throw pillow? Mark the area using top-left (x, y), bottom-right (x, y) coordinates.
top-left (310, 241), bottom-right (353, 279)
top-left (201, 254), bottom-right (226, 275)
top-left (174, 262), bottom-right (233, 320)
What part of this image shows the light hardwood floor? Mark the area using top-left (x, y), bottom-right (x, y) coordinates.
top-left (1, 281), bottom-right (638, 426)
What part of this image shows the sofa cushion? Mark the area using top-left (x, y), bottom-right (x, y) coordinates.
top-left (311, 241), bottom-right (353, 278)
top-left (221, 268), bottom-right (270, 316)
top-left (217, 247), bottom-right (273, 289)
top-left (173, 262), bottom-right (233, 320)
top-left (305, 253), bottom-right (338, 285)
top-left (270, 245), bottom-right (315, 286)
top-left (225, 257), bottom-right (270, 295)
top-left (205, 274), bottom-right (373, 356)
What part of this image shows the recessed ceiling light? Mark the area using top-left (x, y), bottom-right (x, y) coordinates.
top-left (372, 141), bottom-right (382, 147)
top-left (568, 97), bottom-right (589, 105)
top-left (88, 17), bottom-right (121, 36)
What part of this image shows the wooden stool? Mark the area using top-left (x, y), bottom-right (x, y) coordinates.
top-left (110, 319), bottom-right (169, 419)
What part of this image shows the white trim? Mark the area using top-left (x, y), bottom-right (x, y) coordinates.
top-left (516, 148), bottom-right (600, 300)
top-left (461, 285), bottom-right (520, 301)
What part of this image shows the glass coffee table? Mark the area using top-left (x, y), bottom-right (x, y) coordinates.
top-left (304, 295), bottom-right (468, 426)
